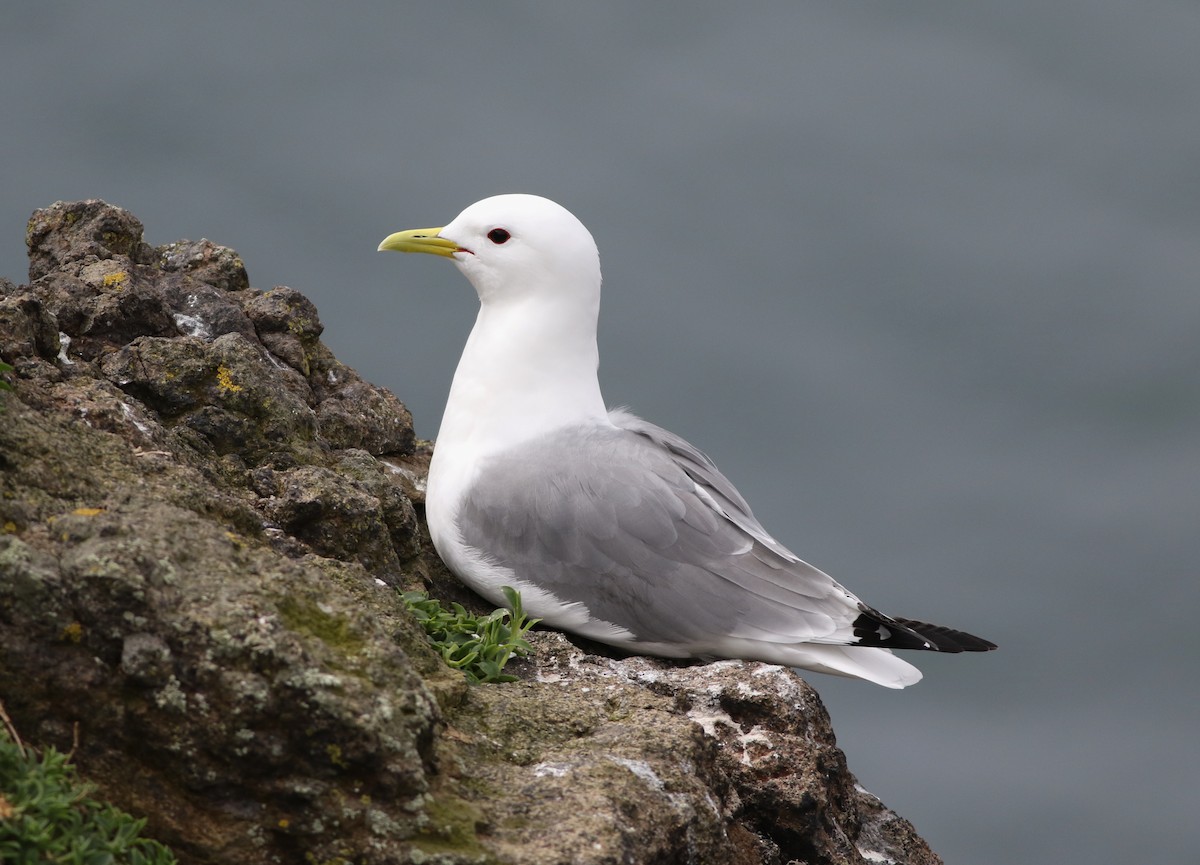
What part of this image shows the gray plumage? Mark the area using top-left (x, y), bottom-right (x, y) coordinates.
top-left (459, 410), bottom-right (896, 651)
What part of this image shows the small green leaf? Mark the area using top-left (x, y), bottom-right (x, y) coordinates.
top-left (401, 587), bottom-right (541, 684)
top-left (0, 723), bottom-right (176, 863)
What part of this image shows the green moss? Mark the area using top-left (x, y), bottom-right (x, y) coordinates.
top-left (0, 724), bottom-right (177, 863)
top-left (277, 596), bottom-right (366, 655)
top-left (410, 793), bottom-right (488, 860)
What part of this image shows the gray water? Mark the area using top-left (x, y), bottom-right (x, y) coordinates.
top-left (3, 3), bottom-right (1197, 862)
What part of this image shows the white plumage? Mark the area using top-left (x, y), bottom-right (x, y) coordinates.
top-left (379, 194), bottom-right (995, 688)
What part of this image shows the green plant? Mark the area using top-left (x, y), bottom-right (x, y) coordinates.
top-left (401, 586), bottom-right (539, 683)
top-left (0, 710), bottom-right (176, 865)
top-left (0, 359), bottom-right (12, 392)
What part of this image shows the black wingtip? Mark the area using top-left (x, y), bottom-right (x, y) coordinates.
top-left (852, 606), bottom-right (997, 653)
top-left (892, 617), bottom-right (997, 653)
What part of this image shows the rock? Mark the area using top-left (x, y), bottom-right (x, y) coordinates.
top-left (315, 373), bottom-right (416, 456)
top-left (0, 200), bottom-right (943, 865)
top-left (26, 199), bottom-right (156, 281)
top-left (159, 238), bottom-right (251, 293)
top-left (263, 463), bottom-right (404, 575)
top-left (0, 282), bottom-right (60, 362)
top-left (102, 332), bottom-right (321, 464)
top-left (243, 285), bottom-right (324, 376)
top-left (454, 633), bottom-right (940, 865)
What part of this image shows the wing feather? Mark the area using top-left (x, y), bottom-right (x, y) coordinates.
top-left (455, 411), bottom-right (872, 650)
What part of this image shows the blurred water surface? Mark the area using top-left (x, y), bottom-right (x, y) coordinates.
top-left (4, 4), bottom-right (1197, 862)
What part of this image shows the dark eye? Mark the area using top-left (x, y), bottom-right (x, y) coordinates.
top-left (487, 228), bottom-right (511, 244)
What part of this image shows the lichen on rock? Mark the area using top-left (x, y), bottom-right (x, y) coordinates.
top-left (0, 200), bottom-right (943, 864)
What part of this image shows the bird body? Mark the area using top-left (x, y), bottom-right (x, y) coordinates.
top-left (379, 194), bottom-right (995, 688)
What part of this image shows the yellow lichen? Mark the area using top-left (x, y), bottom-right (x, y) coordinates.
top-left (326, 744), bottom-right (347, 768)
top-left (72, 507), bottom-right (104, 517)
top-left (61, 622), bottom-right (84, 643)
top-left (101, 271), bottom-right (128, 290)
top-left (215, 365), bottom-right (243, 394)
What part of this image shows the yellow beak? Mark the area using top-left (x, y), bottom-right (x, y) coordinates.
top-left (377, 227), bottom-right (460, 257)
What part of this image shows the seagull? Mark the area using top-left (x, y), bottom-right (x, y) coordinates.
top-left (379, 194), bottom-right (995, 687)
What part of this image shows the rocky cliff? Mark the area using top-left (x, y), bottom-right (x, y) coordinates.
top-left (0, 200), bottom-right (941, 865)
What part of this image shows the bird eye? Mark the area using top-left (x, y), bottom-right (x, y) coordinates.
top-left (487, 228), bottom-right (511, 244)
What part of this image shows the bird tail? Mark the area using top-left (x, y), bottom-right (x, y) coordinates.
top-left (780, 644), bottom-right (925, 688)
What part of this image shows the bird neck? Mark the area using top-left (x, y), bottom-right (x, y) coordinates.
top-left (435, 294), bottom-right (609, 458)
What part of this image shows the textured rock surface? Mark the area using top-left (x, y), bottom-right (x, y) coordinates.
top-left (0, 200), bottom-right (941, 865)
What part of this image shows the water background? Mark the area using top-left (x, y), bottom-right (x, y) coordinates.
top-left (4, 4), bottom-right (1198, 862)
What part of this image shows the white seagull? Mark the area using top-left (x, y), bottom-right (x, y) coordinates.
top-left (379, 194), bottom-right (995, 688)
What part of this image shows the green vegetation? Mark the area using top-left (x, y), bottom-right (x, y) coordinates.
top-left (0, 359), bottom-right (12, 392)
top-left (401, 586), bottom-right (539, 683)
top-left (0, 710), bottom-right (176, 865)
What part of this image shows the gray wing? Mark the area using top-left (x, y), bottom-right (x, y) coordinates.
top-left (455, 409), bottom-right (879, 648)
